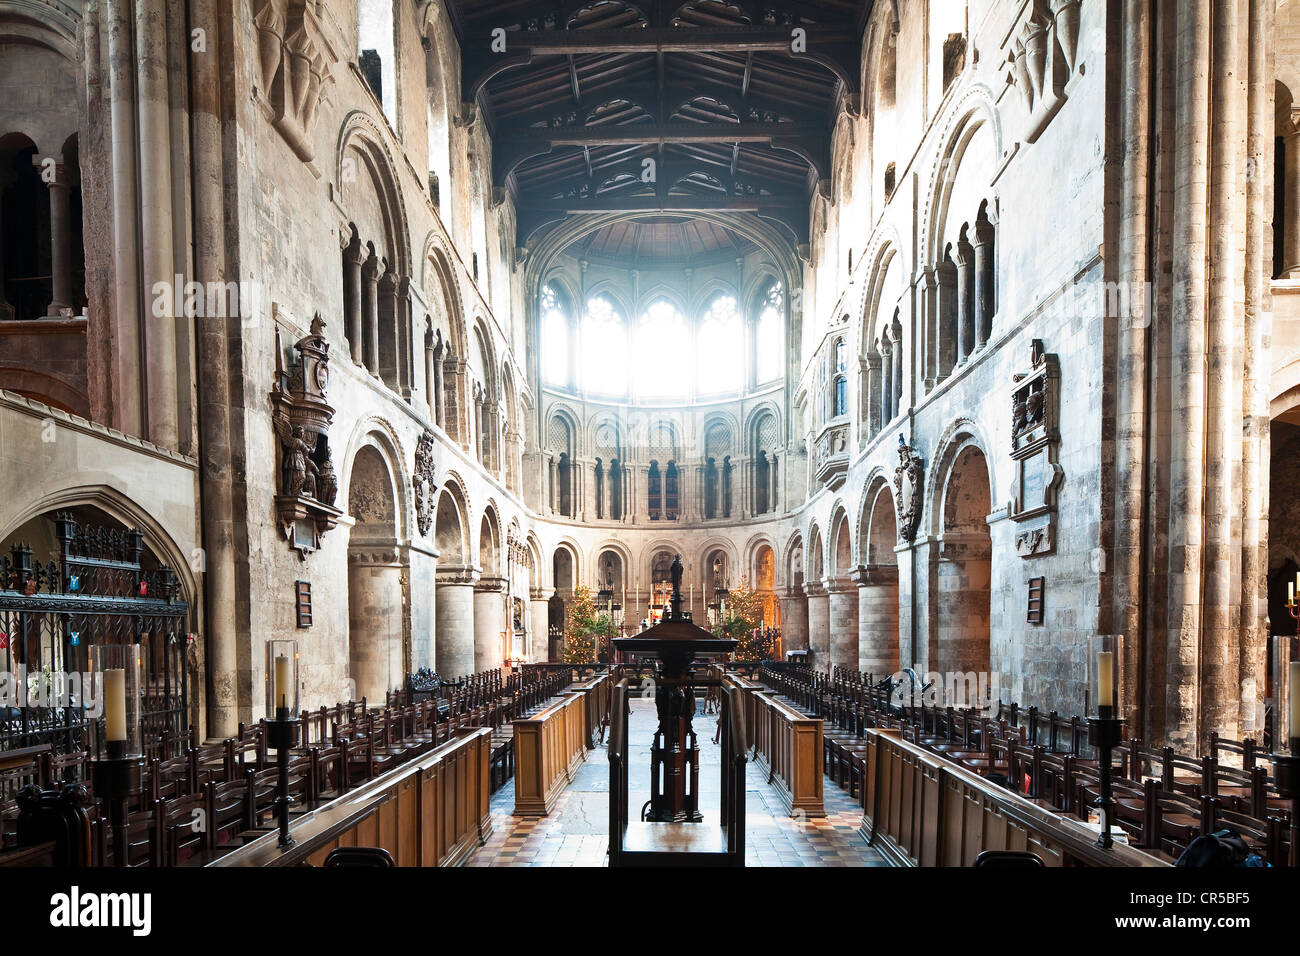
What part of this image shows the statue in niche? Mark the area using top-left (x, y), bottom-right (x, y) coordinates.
top-left (317, 445), bottom-right (338, 506)
top-left (712, 554), bottom-right (725, 590)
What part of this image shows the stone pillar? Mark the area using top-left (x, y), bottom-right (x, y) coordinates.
top-left (530, 587), bottom-right (554, 662)
top-left (474, 576), bottom-right (507, 673)
top-left (973, 217), bottom-right (995, 350)
top-left (344, 232), bottom-right (364, 364)
top-left (348, 553), bottom-right (404, 705)
top-left (852, 564), bottom-right (900, 679)
top-left (435, 569), bottom-right (477, 679)
top-left (826, 575), bottom-right (859, 673)
top-left (397, 275), bottom-right (413, 395)
top-left (379, 265), bottom-right (399, 386)
top-left (952, 236), bottom-right (975, 365)
top-left (774, 587), bottom-right (806, 655)
top-left (136, 0), bottom-right (178, 449)
top-left (804, 581), bottom-right (829, 666)
top-left (891, 324), bottom-right (904, 416)
top-left (880, 338), bottom-right (894, 424)
top-left (362, 246), bottom-right (380, 376)
top-left (40, 157), bottom-right (74, 316)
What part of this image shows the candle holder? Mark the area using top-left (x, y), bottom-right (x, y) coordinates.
top-left (90, 644), bottom-right (144, 867)
top-left (1087, 635), bottom-right (1125, 849)
top-left (265, 640), bottom-right (300, 849)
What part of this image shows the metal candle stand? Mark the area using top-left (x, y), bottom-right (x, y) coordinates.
top-left (267, 708), bottom-right (299, 848)
top-left (92, 739), bottom-right (142, 868)
top-left (1087, 708), bottom-right (1123, 849)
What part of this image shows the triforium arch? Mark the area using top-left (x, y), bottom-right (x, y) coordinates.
top-left (422, 237), bottom-right (470, 445)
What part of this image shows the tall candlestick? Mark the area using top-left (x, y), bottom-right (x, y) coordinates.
top-left (274, 655), bottom-right (290, 712)
top-left (104, 668), bottom-right (126, 742)
top-left (1290, 660), bottom-right (1300, 742)
top-left (1096, 651), bottom-right (1114, 712)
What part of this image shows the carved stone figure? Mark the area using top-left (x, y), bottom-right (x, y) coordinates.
top-left (276, 421), bottom-right (318, 500)
top-left (413, 429), bottom-right (437, 537)
top-left (893, 435), bottom-right (925, 543)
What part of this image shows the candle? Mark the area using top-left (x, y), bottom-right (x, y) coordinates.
top-left (104, 668), bottom-right (126, 742)
top-left (1096, 650), bottom-right (1114, 711)
top-left (1290, 660), bottom-right (1300, 742)
top-left (1291, 580), bottom-right (1296, 605)
top-left (274, 655), bottom-right (290, 711)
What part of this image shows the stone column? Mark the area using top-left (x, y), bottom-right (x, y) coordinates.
top-left (530, 587), bottom-right (554, 662)
top-left (474, 576), bottom-right (507, 672)
top-left (136, 0), bottom-right (178, 449)
top-left (435, 568), bottom-right (477, 679)
top-left (826, 575), bottom-right (859, 673)
top-left (973, 216), bottom-right (995, 350)
top-left (397, 275), bottom-right (413, 396)
top-left (348, 552), bottom-right (404, 704)
top-left (891, 323), bottom-right (904, 417)
top-left (952, 236), bottom-right (975, 365)
top-left (344, 232), bottom-right (364, 364)
top-left (40, 157), bottom-right (74, 316)
top-left (880, 338), bottom-right (894, 424)
top-left (362, 246), bottom-right (380, 376)
top-left (804, 581), bottom-right (829, 666)
top-left (861, 353), bottom-right (880, 440)
top-left (852, 564), bottom-right (900, 678)
top-left (774, 587), bottom-right (806, 655)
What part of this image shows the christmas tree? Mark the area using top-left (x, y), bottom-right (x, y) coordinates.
top-left (712, 578), bottom-right (773, 662)
top-left (563, 584), bottom-right (615, 663)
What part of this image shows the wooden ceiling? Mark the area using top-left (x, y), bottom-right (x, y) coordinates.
top-left (566, 215), bottom-right (758, 262)
top-left (446, 0), bottom-right (870, 248)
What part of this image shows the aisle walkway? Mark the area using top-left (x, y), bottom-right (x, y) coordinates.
top-left (466, 697), bottom-right (888, 867)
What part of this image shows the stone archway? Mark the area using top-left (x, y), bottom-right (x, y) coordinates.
top-left (347, 444), bottom-right (404, 704)
top-left (935, 443), bottom-right (992, 679)
top-left (805, 524), bottom-right (828, 665)
top-left (856, 480), bottom-right (900, 677)
top-left (780, 532), bottom-right (808, 653)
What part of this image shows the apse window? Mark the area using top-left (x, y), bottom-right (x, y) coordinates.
top-left (540, 283), bottom-right (569, 387)
top-left (697, 294), bottom-right (743, 396)
top-left (582, 294), bottom-right (629, 396)
top-left (755, 281), bottom-right (785, 383)
top-left (635, 299), bottom-right (691, 400)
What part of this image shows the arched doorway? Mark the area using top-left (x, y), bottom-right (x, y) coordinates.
top-left (935, 442), bottom-right (992, 680)
top-left (549, 544), bottom-right (577, 660)
top-left (780, 533), bottom-right (808, 653)
top-left (806, 524), bottom-right (829, 664)
top-left (857, 481), bottom-right (900, 677)
top-left (347, 445), bottom-right (404, 702)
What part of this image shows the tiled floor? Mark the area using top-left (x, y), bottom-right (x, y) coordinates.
top-left (466, 697), bottom-right (889, 867)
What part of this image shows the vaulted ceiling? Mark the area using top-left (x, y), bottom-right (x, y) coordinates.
top-left (445, 0), bottom-right (870, 249)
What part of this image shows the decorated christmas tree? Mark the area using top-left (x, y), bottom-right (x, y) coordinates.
top-left (712, 578), bottom-right (773, 662)
top-left (563, 584), bottom-right (616, 663)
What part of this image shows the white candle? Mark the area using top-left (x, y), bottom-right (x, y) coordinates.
top-left (1291, 580), bottom-right (1296, 604)
top-left (1096, 651), bottom-right (1114, 711)
top-left (274, 655), bottom-right (290, 711)
top-left (1290, 660), bottom-right (1300, 742)
top-left (104, 668), bottom-right (126, 742)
